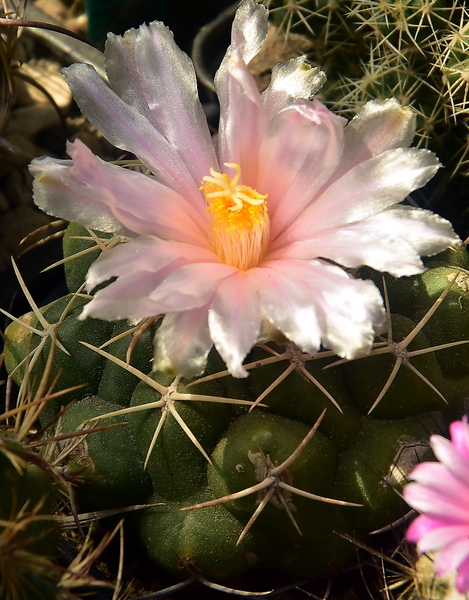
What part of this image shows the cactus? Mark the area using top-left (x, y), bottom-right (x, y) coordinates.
top-left (3, 221), bottom-right (469, 590)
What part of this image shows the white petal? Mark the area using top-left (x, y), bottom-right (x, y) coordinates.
top-left (262, 56), bottom-right (326, 115)
top-left (269, 205), bottom-right (459, 276)
top-left (85, 237), bottom-right (216, 289)
top-left (153, 307), bottom-right (213, 378)
top-left (272, 147), bottom-right (440, 250)
top-left (258, 99), bottom-right (346, 237)
top-left (30, 139), bottom-right (209, 245)
top-left (208, 272), bottom-right (262, 378)
top-left (340, 98), bottom-right (416, 177)
top-left (248, 266), bottom-right (322, 354)
top-left (64, 63), bottom-right (202, 206)
top-left (215, 0), bottom-right (268, 183)
top-left (105, 22), bottom-right (217, 185)
top-left (253, 259), bottom-right (385, 359)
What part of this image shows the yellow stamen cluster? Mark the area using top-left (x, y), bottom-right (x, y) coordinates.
top-left (200, 163), bottom-right (270, 271)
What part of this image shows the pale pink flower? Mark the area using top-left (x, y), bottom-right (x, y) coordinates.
top-left (30, 0), bottom-right (459, 378)
top-left (404, 419), bottom-right (469, 594)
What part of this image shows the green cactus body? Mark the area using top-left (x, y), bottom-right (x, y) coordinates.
top-left (138, 490), bottom-right (273, 581)
top-left (98, 319), bottom-right (157, 407)
top-left (410, 266), bottom-right (469, 379)
top-left (5, 225), bottom-right (469, 583)
top-left (208, 412), bottom-right (342, 540)
top-left (59, 396), bottom-right (152, 510)
top-left (335, 415), bottom-right (439, 529)
top-left (62, 222), bottom-right (112, 293)
top-left (4, 295), bottom-right (113, 424)
top-left (248, 346), bottom-right (363, 449)
top-left (128, 374), bottom-right (231, 500)
top-left (342, 313), bottom-right (451, 418)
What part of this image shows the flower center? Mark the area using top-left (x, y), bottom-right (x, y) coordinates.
top-left (200, 163), bottom-right (270, 271)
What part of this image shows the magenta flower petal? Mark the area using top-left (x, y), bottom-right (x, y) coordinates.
top-left (456, 555), bottom-right (469, 593)
top-left (450, 420), bottom-right (469, 459)
top-left (30, 0), bottom-right (460, 378)
top-left (405, 419), bottom-right (469, 592)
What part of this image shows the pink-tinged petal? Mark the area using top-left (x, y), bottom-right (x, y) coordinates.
top-left (456, 555), bottom-right (469, 593)
top-left (272, 147), bottom-right (440, 251)
top-left (63, 63), bottom-right (202, 205)
top-left (338, 99), bottom-right (416, 178)
top-left (418, 526), bottom-right (469, 554)
top-left (407, 462), bottom-right (469, 502)
top-left (247, 265), bottom-right (322, 355)
top-left (406, 514), bottom-right (444, 542)
top-left (435, 538), bottom-right (469, 577)
top-left (258, 100), bottom-right (346, 238)
top-left (85, 237), bottom-right (217, 290)
top-left (30, 139), bottom-right (209, 245)
top-left (105, 22), bottom-right (217, 186)
top-left (450, 420), bottom-right (469, 460)
top-left (148, 262), bottom-right (237, 312)
top-left (153, 306), bottom-right (213, 378)
top-left (403, 480), bottom-right (469, 523)
top-left (81, 253), bottom-right (231, 321)
top-left (208, 272), bottom-right (262, 378)
top-left (252, 259), bottom-right (384, 359)
top-left (431, 435), bottom-right (469, 484)
top-left (269, 206), bottom-right (459, 276)
top-left (215, 0), bottom-right (268, 183)
top-left (81, 270), bottom-right (171, 321)
top-left (262, 57), bottom-right (326, 116)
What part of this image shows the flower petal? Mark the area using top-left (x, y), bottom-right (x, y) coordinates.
top-left (63, 63), bottom-right (202, 205)
top-left (105, 22), bottom-right (217, 185)
top-left (339, 98), bottom-right (416, 178)
top-left (30, 139), bottom-right (209, 245)
top-left (271, 147), bottom-right (440, 251)
top-left (262, 56), bottom-right (326, 116)
top-left (84, 237), bottom-right (217, 290)
top-left (450, 420), bottom-right (469, 460)
top-left (215, 0), bottom-right (268, 183)
top-left (456, 555), bottom-right (469, 593)
top-left (148, 262), bottom-right (237, 312)
top-left (406, 514), bottom-right (445, 543)
top-left (418, 525), bottom-right (469, 554)
top-left (247, 264), bottom-right (322, 355)
top-left (431, 435), bottom-right (469, 484)
top-left (208, 272), bottom-right (262, 378)
top-left (153, 306), bottom-right (213, 378)
top-left (252, 259), bottom-right (385, 359)
top-left (435, 538), bottom-right (469, 577)
top-left (258, 99), bottom-right (346, 238)
top-left (269, 205), bottom-right (459, 276)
